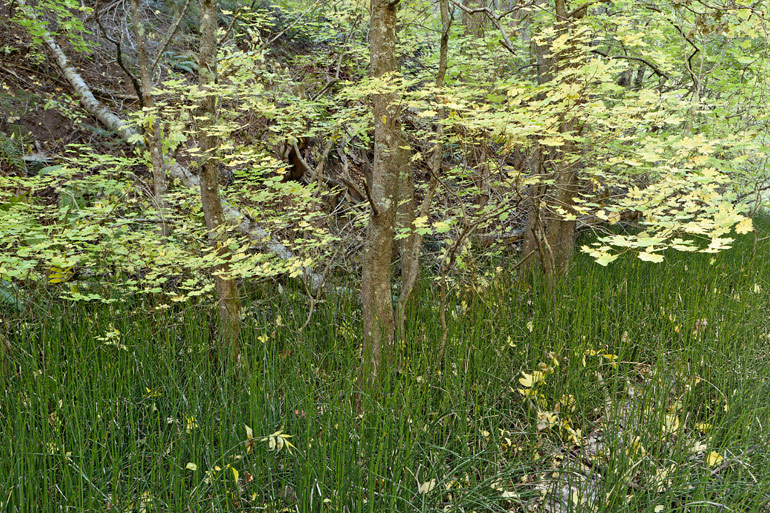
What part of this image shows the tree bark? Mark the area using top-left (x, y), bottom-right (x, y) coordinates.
top-left (396, 0), bottom-right (450, 338)
top-left (521, 0), bottom-right (578, 281)
top-left (394, 135), bottom-right (424, 337)
top-left (130, 0), bottom-right (169, 236)
top-left (198, 0), bottom-right (242, 354)
top-left (462, 0), bottom-right (487, 36)
top-left (42, 32), bottom-right (136, 141)
top-left (361, 0), bottom-right (401, 384)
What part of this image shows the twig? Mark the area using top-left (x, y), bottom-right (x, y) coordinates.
top-left (449, 0), bottom-right (521, 54)
top-left (591, 49), bottom-right (669, 80)
top-left (709, 443), bottom-right (761, 476)
top-left (257, 0), bottom-right (323, 52)
top-left (362, 181), bottom-right (380, 217)
top-left (217, 4), bottom-right (242, 47)
top-left (299, 245), bottom-right (341, 332)
top-left (683, 501), bottom-right (733, 511)
top-left (151, 0), bottom-right (192, 71)
top-left (92, 3), bottom-right (143, 107)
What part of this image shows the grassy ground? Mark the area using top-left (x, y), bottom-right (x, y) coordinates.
top-left (1, 227), bottom-right (769, 512)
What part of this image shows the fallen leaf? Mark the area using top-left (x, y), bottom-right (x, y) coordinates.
top-left (706, 451), bottom-right (723, 467)
top-left (418, 479), bottom-right (436, 494)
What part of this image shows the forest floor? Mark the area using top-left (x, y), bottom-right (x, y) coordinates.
top-left (1, 222), bottom-right (770, 512)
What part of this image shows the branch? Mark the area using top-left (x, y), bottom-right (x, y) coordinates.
top-left (257, 0), bottom-right (323, 52)
top-left (642, 4), bottom-right (700, 87)
top-left (449, 0), bottom-right (526, 55)
top-left (671, 22), bottom-right (701, 86)
top-left (217, 3), bottom-right (241, 47)
top-left (42, 33), bottom-right (138, 140)
top-left (362, 181), bottom-right (380, 217)
top-left (150, 0), bottom-right (192, 72)
top-left (566, 0), bottom-right (613, 19)
top-left (92, 3), bottom-right (143, 107)
top-left (591, 49), bottom-right (670, 80)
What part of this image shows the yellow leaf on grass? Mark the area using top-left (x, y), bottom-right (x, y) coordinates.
top-left (186, 415), bottom-right (198, 433)
top-left (519, 371), bottom-right (541, 388)
top-left (663, 414), bottom-right (680, 434)
top-left (418, 479), bottom-right (436, 494)
top-left (706, 451), bottom-right (723, 467)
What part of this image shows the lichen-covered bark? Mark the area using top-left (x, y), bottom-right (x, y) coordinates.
top-left (130, 0), bottom-right (168, 236)
top-left (42, 34), bottom-right (137, 141)
top-left (521, 0), bottom-right (578, 281)
top-left (361, 0), bottom-right (401, 383)
top-left (198, 0), bottom-right (241, 353)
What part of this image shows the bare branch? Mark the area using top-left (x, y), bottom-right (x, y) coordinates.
top-left (150, 0), bottom-right (192, 72)
top-left (92, 2), bottom-right (143, 107)
top-left (449, 0), bottom-right (525, 55)
top-left (591, 49), bottom-right (670, 80)
top-left (362, 181), bottom-right (380, 217)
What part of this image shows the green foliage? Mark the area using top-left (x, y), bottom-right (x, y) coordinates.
top-left (13, 0), bottom-right (93, 54)
top-left (2, 223), bottom-right (770, 511)
top-left (3, 0), bottom-right (769, 295)
top-left (0, 131), bottom-right (26, 175)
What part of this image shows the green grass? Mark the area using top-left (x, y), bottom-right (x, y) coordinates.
top-left (1, 227), bottom-right (770, 512)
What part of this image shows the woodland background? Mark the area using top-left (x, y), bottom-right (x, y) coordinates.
top-left (0, 0), bottom-right (769, 511)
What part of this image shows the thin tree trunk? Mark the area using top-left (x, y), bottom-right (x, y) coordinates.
top-left (395, 134), bottom-right (417, 329)
top-left (521, 0), bottom-right (578, 281)
top-left (361, 0), bottom-right (401, 385)
top-left (396, 137), bottom-right (415, 274)
top-left (396, 0), bottom-right (450, 338)
top-left (198, 0), bottom-right (241, 355)
top-left (130, 0), bottom-right (169, 236)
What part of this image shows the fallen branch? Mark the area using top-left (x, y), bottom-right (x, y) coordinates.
top-left (43, 32), bottom-right (138, 141)
top-left (42, 32), bottom-right (323, 290)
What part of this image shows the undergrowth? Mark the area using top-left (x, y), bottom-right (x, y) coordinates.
top-left (1, 225), bottom-right (769, 512)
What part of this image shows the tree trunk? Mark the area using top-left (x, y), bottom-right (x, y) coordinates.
top-left (396, 137), bottom-right (416, 295)
top-left (395, 135), bottom-right (426, 338)
top-left (361, 0), bottom-right (401, 384)
top-left (42, 33), bottom-right (136, 141)
top-left (462, 0), bottom-right (486, 36)
top-left (521, 0), bottom-right (578, 281)
top-left (396, 0), bottom-right (450, 338)
top-left (130, 0), bottom-right (169, 236)
top-left (198, 0), bottom-right (241, 355)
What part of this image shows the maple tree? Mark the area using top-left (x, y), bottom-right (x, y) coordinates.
top-left (0, 0), bottom-right (767, 366)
